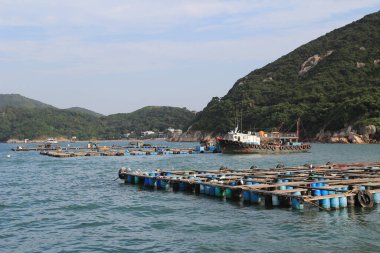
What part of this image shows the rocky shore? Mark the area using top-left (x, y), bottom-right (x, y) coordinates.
top-left (170, 125), bottom-right (379, 144)
top-left (315, 125), bottom-right (378, 144)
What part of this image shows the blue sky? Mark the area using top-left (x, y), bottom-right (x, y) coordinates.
top-left (1, 0), bottom-right (380, 115)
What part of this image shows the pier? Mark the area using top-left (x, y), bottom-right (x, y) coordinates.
top-left (118, 162), bottom-right (380, 211)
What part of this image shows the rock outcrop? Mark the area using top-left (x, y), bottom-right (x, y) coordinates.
top-left (168, 131), bottom-right (213, 142)
top-left (315, 125), bottom-right (377, 144)
top-left (356, 62), bottom-right (366, 68)
top-left (299, 50), bottom-right (333, 75)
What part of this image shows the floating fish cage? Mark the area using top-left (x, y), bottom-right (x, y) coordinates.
top-left (126, 149), bottom-right (215, 156)
top-left (118, 162), bottom-right (380, 211)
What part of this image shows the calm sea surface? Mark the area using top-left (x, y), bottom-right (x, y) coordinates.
top-left (1, 142), bottom-right (380, 253)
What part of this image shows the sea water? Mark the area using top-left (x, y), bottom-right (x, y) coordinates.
top-left (1, 142), bottom-right (380, 252)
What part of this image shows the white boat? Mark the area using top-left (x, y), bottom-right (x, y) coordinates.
top-left (217, 119), bottom-right (311, 154)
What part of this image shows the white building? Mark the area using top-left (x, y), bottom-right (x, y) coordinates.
top-left (167, 127), bottom-right (182, 135)
top-left (141, 131), bottom-right (156, 137)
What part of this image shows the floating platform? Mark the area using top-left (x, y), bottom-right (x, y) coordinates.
top-left (39, 148), bottom-right (215, 158)
top-left (12, 145), bottom-right (168, 152)
top-left (40, 150), bottom-right (125, 158)
top-left (127, 148), bottom-right (215, 156)
top-left (118, 162), bottom-right (380, 211)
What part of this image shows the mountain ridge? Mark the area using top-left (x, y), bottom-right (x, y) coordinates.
top-left (190, 10), bottom-right (380, 141)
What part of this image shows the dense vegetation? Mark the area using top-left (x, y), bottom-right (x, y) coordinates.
top-left (104, 106), bottom-right (195, 138)
top-left (0, 97), bottom-right (196, 141)
top-left (0, 94), bottom-right (54, 109)
top-left (190, 11), bottom-right (380, 139)
top-left (65, 107), bottom-right (104, 118)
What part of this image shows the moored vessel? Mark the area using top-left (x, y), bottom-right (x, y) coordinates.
top-left (217, 119), bottom-right (311, 154)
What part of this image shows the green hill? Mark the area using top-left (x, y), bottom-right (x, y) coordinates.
top-left (104, 106), bottom-right (196, 138)
top-left (0, 96), bottom-right (196, 141)
top-left (190, 11), bottom-right (380, 139)
top-left (0, 94), bottom-right (55, 109)
top-left (0, 107), bottom-right (105, 141)
top-left (65, 107), bottom-right (104, 117)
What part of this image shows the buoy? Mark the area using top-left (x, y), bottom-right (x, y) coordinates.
top-left (6, 154), bottom-right (11, 158)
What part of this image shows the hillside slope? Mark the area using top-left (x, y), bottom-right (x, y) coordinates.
top-left (191, 11), bottom-right (380, 140)
top-left (104, 106), bottom-right (196, 137)
top-left (0, 96), bottom-right (196, 141)
top-left (0, 94), bottom-right (55, 109)
top-left (65, 107), bottom-right (104, 117)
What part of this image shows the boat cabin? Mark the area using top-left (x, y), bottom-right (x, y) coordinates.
top-left (224, 129), bottom-right (261, 145)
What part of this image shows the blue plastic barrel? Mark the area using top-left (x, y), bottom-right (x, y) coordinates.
top-left (127, 175), bottom-right (133, 184)
top-left (243, 191), bottom-right (251, 202)
top-left (330, 190), bottom-right (339, 209)
top-left (278, 179), bottom-right (286, 190)
top-left (338, 187), bottom-right (348, 208)
top-left (291, 191), bottom-right (303, 210)
top-left (320, 188), bottom-right (330, 209)
top-left (229, 182), bottom-right (237, 186)
top-left (272, 195), bottom-right (280, 206)
top-left (205, 185), bottom-right (210, 195)
top-left (313, 183), bottom-right (322, 196)
top-left (134, 176), bottom-right (139, 184)
top-left (144, 177), bottom-right (149, 186)
top-left (160, 180), bottom-right (167, 189)
top-left (200, 184), bottom-right (205, 194)
top-left (209, 186), bottom-right (216, 196)
top-left (311, 183), bottom-right (317, 196)
top-left (179, 183), bottom-right (186, 191)
top-left (251, 192), bottom-right (261, 203)
top-left (225, 189), bottom-right (233, 199)
top-left (215, 187), bottom-right (223, 197)
top-left (373, 193), bottom-right (380, 204)
top-left (284, 180), bottom-right (293, 190)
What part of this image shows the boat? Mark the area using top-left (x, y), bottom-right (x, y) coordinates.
top-left (46, 138), bottom-right (58, 144)
top-left (217, 119), bottom-right (311, 154)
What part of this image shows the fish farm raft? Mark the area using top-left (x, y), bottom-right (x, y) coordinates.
top-left (118, 162), bottom-right (380, 211)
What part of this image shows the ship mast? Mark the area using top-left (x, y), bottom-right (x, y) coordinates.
top-left (296, 117), bottom-right (300, 141)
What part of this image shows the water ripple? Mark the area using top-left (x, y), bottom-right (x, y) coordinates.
top-left (1, 142), bottom-right (380, 252)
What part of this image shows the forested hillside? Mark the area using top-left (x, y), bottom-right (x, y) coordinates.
top-left (190, 11), bottom-right (380, 140)
top-left (0, 95), bottom-right (195, 141)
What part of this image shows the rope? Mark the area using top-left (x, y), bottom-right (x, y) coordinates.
top-left (303, 199), bottom-right (330, 211)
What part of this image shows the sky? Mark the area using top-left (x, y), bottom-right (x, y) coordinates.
top-left (1, 0), bottom-right (380, 115)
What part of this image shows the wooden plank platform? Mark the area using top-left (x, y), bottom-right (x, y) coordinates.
top-left (118, 161), bottom-right (380, 211)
